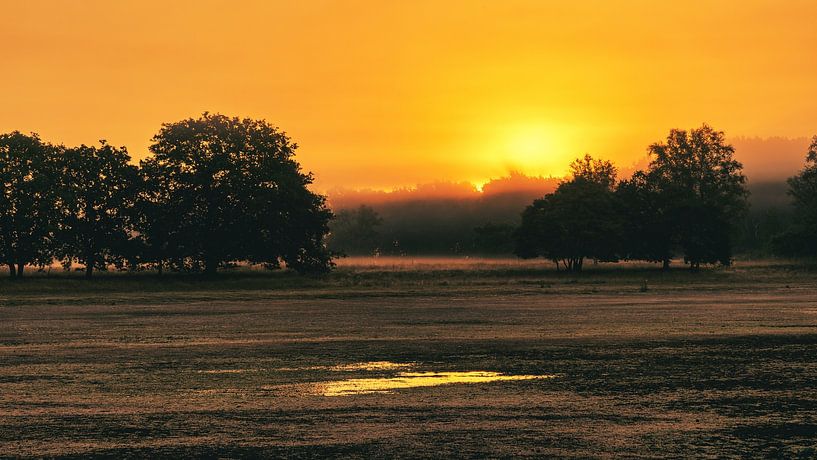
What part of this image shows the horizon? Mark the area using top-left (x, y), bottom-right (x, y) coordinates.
top-left (325, 134), bottom-right (811, 198)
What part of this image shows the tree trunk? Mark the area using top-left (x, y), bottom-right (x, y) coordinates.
top-left (157, 260), bottom-right (163, 277)
top-left (662, 258), bottom-right (670, 271)
top-left (85, 250), bottom-right (95, 279)
top-left (204, 256), bottom-right (217, 276)
top-left (8, 263), bottom-right (15, 279)
top-left (16, 264), bottom-right (23, 278)
top-left (84, 207), bottom-right (97, 280)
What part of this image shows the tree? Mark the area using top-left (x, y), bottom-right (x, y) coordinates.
top-left (141, 113), bottom-right (333, 274)
top-left (0, 132), bottom-right (60, 278)
top-left (569, 154), bottom-right (617, 189)
top-left (774, 136), bottom-right (817, 257)
top-left (630, 124), bottom-right (748, 269)
top-left (615, 171), bottom-right (676, 268)
top-left (56, 141), bottom-right (139, 278)
top-left (328, 205), bottom-right (383, 255)
top-left (515, 156), bottom-right (621, 272)
top-left (473, 222), bottom-right (515, 254)
top-left (132, 159), bottom-right (183, 275)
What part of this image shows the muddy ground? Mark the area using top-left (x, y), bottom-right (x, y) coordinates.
top-left (1, 261), bottom-right (816, 457)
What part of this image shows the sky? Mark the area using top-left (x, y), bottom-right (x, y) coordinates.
top-left (2, 0), bottom-right (816, 191)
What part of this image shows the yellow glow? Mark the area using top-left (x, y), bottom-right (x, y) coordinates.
top-left (329, 361), bottom-right (413, 371)
top-left (499, 122), bottom-right (570, 177)
top-left (314, 371), bottom-right (556, 397)
top-left (472, 179), bottom-right (489, 192)
top-left (1, 1), bottom-right (816, 190)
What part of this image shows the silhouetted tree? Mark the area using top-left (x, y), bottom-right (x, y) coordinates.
top-left (615, 171), bottom-right (676, 268)
top-left (632, 124), bottom-right (748, 269)
top-left (142, 113), bottom-right (333, 274)
top-left (774, 136), bottom-right (817, 256)
top-left (0, 132), bottom-right (60, 278)
top-left (569, 154), bottom-right (617, 189)
top-left (515, 156), bottom-right (620, 272)
top-left (56, 142), bottom-right (138, 278)
top-left (132, 159), bottom-right (183, 274)
top-left (734, 181), bottom-right (794, 257)
top-left (473, 222), bottom-right (515, 254)
top-left (328, 205), bottom-right (383, 255)
top-left (514, 195), bottom-right (559, 261)
top-left (736, 207), bottom-right (792, 256)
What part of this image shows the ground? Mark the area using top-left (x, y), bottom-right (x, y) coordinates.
top-left (1, 259), bottom-right (816, 458)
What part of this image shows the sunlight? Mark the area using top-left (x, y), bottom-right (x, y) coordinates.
top-left (498, 123), bottom-right (572, 177)
top-left (507, 125), bottom-right (551, 161)
top-left (314, 371), bottom-right (556, 397)
top-left (472, 179), bottom-right (489, 192)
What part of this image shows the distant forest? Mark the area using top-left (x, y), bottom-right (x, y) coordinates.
top-left (328, 179), bottom-right (792, 257)
top-left (329, 174), bottom-right (561, 256)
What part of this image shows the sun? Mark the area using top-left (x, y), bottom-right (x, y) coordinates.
top-left (507, 126), bottom-right (550, 161)
top-left (466, 118), bottom-right (576, 184)
top-left (501, 123), bottom-right (570, 176)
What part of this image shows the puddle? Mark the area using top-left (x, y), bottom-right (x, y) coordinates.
top-left (328, 361), bottom-right (414, 371)
top-left (189, 388), bottom-right (247, 395)
top-left (194, 362), bottom-right (556, 397)
top-left (274, 361), bottom-right (414, 372)
top-left (197, 369), bottom-right (257, 374)
top-left (314, 371), bottom-right (556, 397)
top-left (198, 362), bottom-right (410, 374)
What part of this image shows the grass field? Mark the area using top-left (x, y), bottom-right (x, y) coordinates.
top-left (2, 258), bottom-right (817, 457)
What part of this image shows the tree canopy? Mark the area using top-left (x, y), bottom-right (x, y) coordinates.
top-left (515, 125), bottom-right (749, 271)
top-left (515, 155), bottom-right (621, 271)
top-left (614, 125), bottom-right (748, 269)
top-left (328, 205), bottom-right (383, 255)
top-left (644, 124), bottom-right (748, 268)
top-left (0, 132), bottom-right (60, 277)
top-left (774, 136), bottom-right (817, 256)
top-left (569, 154), bottom-right (617, 190)
top-left (56, 141), bottom-right (138, 278)
top-left (615, 171), bottom-right (675, 267)
top-left (0, 114), bottom-right (333, 278)
top-left (141, 113), bottom-right (333, 274)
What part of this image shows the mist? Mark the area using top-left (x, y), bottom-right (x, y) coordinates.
top-left (328, 137), bottom-right (811, 256)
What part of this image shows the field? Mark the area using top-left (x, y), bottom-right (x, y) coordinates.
top-left (2, 258), bottom-right (817, 458)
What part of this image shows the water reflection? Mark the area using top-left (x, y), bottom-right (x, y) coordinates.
top-left (197, 369), bottom-right (255, 374)
top-left (329, 361), bottom-right (414, 371)
top-left (315, 371), bottom-right (555, 397)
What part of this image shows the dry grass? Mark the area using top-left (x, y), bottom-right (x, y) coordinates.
top-left (1, 259), bottom-right (816, 457)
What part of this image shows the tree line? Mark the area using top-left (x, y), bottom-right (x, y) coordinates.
top-left (0, 113), bottom-right (333, 279)
top-left (328, 194), bottom-right (534, 256)
top-left (773, 136), bottom-right (817, 257)
top-left (329, 125), bottom-right (817, 272)
top-left (515, 125), bottom-right (816, 271)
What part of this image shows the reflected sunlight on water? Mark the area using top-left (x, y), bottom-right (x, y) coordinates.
top-left (196, 362), bottom-right (557, 397)
top-left (197, 369), bottom-right (256, 374)
top-left (314, 371), bottom-right (556, 397)
top-left (328, 361), bottom-right (414, 371)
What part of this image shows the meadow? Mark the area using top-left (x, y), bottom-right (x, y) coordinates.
top-left (1, 258), bottom-right (817, 457)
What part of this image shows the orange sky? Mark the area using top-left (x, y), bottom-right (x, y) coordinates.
top-left (2, 0), bottom-right (816, 191)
